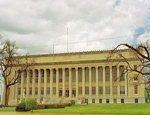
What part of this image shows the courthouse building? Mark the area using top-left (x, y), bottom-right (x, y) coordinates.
top-left (8, 49), bottom-right (145, 104)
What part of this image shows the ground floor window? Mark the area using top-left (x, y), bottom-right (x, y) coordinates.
top-left (92, 99), bottom-right (95, 103)
top-left (106, 99), bottom-right (109, 103)
top-left (135, 98), bottom-right (138, 103)
top-left (99, 99), bottom-right (102, 103)
top-left (121, 99), bottom-right (124, 103)
top-left (85, 99), bottom-right (88, 104)
top-left (113, 99), bottom-right (117, 103)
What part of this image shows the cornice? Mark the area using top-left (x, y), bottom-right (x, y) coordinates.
top-left (13, 58), bottom-right (139, 67)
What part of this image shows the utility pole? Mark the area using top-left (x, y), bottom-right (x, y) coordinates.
top-left (67, 28), bottom-right (68, 53)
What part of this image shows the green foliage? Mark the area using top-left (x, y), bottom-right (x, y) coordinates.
top-left (45, 104), bottom-right (65, 109)
top-left (26, 99), bottom-right (37, 112)
top-left (70, 100), bottom-right (75, 105)
top-left (144, 89), bottom-right (148, 100)
top-left (16, 100), bottom-right (27, 111)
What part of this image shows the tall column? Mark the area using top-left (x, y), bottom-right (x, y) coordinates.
top-left (21, 72), bottom-right (24, 98)
top-left (44, 69), bottom-right (47, 98)
top-left (76, 68), bottom-right (78, 98)
top-left (128, 66), bottom-right (131, 97)
top-left (96, 67), bottom-right (99, 97)
top-left (82, 67), bottom-right (85, 97)
top-left (89, 67), bottom-right (92, 97)
top-left (125, 65), bottom-right (127, 97)
top-left (69, 68), bottom-right (72, 97)
top-left (117, 66), bottom-right (120, 97)
top-left (103, 66), bottom-right (105, 97)
top-left (32, 70), bottom-right (35, 98)
top-left (38, 69), bottom-right (41, 99)
top-left (62, 68), bottom-right (65, 97)
top-left (50, 69), bottom-right (53, 97)
top-left (26, 70), bottom-right (30, 98)
top-left (110, 66), bottom-right (113, 97)
top-left (56, 68), bottom-right (59, 98)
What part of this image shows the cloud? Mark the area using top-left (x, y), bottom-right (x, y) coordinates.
top-left (0, 0), bottom-right (150, 55)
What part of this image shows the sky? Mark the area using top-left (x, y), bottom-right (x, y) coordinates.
top-left (0, 0), bottom-right (150, 55)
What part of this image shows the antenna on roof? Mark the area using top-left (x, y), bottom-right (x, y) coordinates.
top-left (67, 28), bottom-right (68, 53)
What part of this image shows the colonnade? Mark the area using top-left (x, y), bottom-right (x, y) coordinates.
top-left (13, 65), bottom-right (129, 102)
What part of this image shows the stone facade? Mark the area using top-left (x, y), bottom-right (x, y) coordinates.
top-left (8, 49), bottom-right (145, 104)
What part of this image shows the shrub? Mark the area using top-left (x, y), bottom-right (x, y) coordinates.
top-left (45, 104), bottom-right (65, 109)
top-left (35, 104), bottom-right (46, 109)
top-left (16, 100), bottom-right (26, 111)
top-left (26, 99), bottom-right (37, 113)
top-left (70, 100), bottom-right (75, 105)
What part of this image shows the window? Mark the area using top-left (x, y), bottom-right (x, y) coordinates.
top-left (59, 69), bottom-right (62, 82)
top-left (98, 67), bottom-right (103, 81)
top-left (41, 87), bottom-right (44, 95)
top-left (85, 67), bottom-right (89, 82)
top-left (120, 86), bottom-right (125, 94)
top-left (35, 88), bottom-right (38, 95)
top-left (134, 84), bottom-right (138, 94)
top-left (18, 88), bottom-right (21, 95)
top-left (24, 71), bottom-right (27, 83)
top-left (78, 68), bottom-right (82, 82)
top-left (92, 99), bottom-right (95, 103)
top-left (47, 69), bottom-right (50, 83)
top-left (134, 74), bottom-right (138, 81)
top-left (112, 66), bottom-right (117, 81)
top-left (92, 67), bottom-right (96, 82)
top-left (135, 98), bottom-right (138, 103)
top-left (35, 70), bottom-right (38, 83)
top-left (92, 87), bottom-right (96, 95)
top-left (120, 66), bottom-right (124, 81)
top-left (30, 70), bottom-right (32, 83)
top-left (79, 87), bottom-right (82, 95)
top-left (105, 66), bottom-right (110, 81)
top-left (85, 99), bottom-right (88, 103)
top-left (106, 86), bottom-right (110, 94)
top-left (53, 87), bottom-right (56, 95)
top-left (99, 86), bottom-right (103, 94)
top-left (47, 87), bottom-right (50, 95)
top-left (134, 65), bottom-right (137, 70)
top-left (106, 99), bottom-right (109, 103)
top-left (99, 99), bottom-right (102, 103)
top-left (72, 68), bottom-right (76, 82)
top-left (85, 87), bottom-right (89, 95)
top-left (41, 70), bottom-right (44, 83)
top-left (53, 69), bottom-right (56, 83)
top-left (113, 99), bottom-right (117, 103)
top-left (30, 88), bottom-right (32, 95)
top-left (121, 99), bottom-right (124, 103)
top-left (65, 69), bottom-right (69, 82)
top-left (113, 86), bottom-right (117, 94)
top-left (18, 70), bottom-right (21, 83)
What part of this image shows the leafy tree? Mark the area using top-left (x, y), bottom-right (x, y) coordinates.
top-left (26, 99), bottom-right (37, 113)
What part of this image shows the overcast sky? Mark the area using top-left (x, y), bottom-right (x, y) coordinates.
top-left (0, 0), bottom-right (150, 55)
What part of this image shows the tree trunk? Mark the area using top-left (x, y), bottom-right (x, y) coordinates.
top-left (4, 87), bottom-right (8, 106)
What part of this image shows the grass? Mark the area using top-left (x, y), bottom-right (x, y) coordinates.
top-left (34, 103), bottom-right (150, 114)
top-left (0, 107), bottom-right (16, 112)
top-left (0, 103), bottom-right (150, 114)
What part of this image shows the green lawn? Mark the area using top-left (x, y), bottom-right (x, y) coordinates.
top-left (0, 104), bottom-right (150, 114)
top-left (0, 107), bottom-right (16, 112)
top-left (34, 104), bottom-right (150, 114)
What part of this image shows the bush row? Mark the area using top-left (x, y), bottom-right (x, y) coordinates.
top-left (16, 100), bottom-right (76, 111)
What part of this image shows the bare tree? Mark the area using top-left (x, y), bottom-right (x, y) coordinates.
top-left (0, 39), bottom-right (35, 106)
top-left (108, 40), bottom-right (150, 102)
